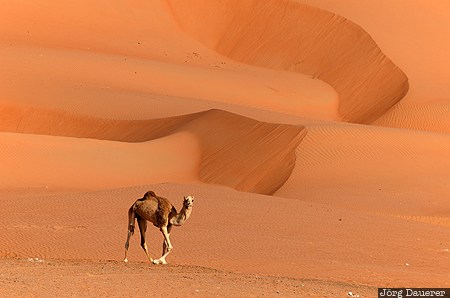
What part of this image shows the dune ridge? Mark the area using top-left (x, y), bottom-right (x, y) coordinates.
top-left (179, 109), bottom-right (307, 194)
top-left (0, 130), bottom-right (201, 189)
top-left (1, 43), bottom-right (339, 122)
top-left (0, 106), bottom-right (306, 194)
top-left (299, 0), bottom-right (450, 103)
top-left (168, 0), bottom-right (409, 124)
top-left (301, 0), bottom-right (450, 134)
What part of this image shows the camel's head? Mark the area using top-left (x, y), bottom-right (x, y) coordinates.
top-left (183, 196), bottom-right (194, 208)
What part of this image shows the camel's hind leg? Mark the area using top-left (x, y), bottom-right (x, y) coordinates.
top-left (153, 225), bottom-right (173, 265)
top-left (137, 216), bottom-right (153, 263)
top-left (124, 206), bottom-right (136, 263)
top-left (123, 228), bottom-right (133, 262)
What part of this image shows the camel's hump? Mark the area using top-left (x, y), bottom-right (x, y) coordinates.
top-left (143, 191), bottom-right (156, 199)
top-left (138, 191), bottom-right (174, 210)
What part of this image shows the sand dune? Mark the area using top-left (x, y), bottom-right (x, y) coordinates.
top-left (0, 107), bottom-right (306, 193)
top-left (0, 0), bottom-right (449, 295)
top-left (0, 130), bottom-right (200, 189)
top-left (0, 0), bottom-right (185, 61)
top-left (0, 6), bottom-right (338, 122)
top-left (303, 0), bottom-right (450, 133)
top-left (276, 123), bottom-right (450, 216)
top-left (301, 0), bottom-right (450, 102)
top-left (374, 101), bottom-right (450, 134)
top-left (169, 0), bottom-right (409, 124)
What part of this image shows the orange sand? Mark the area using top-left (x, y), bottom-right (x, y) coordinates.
top-left (0, 0), bottom-right (449, 296)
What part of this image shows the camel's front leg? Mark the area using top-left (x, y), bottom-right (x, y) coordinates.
top-left (162, 225), bottom-right (173, 256)
top-left (153, 226), bottom-right (172, 265)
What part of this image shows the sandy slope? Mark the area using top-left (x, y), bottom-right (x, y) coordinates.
top-left (300, 0), bottom-right (450, 101)
top-left (0, 131), bottom-right (200, 189)
top-left (169, 0), bottom-right (408, 124)
top-left (302, 0), bottom-right (450, 133)
top-left (0, 0), bottom-right (449, 296)
top-left (0, 108), bottom-right (306, 193)
top-left (276, 123), bottom-right (450, 217)
top-left (373, 101), bottom-right (450, 134)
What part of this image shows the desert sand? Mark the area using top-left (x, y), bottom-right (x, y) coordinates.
top-left (0, 0), bottom-right (449, 297)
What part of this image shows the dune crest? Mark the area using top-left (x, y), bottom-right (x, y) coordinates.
top-left (0, 130), bottom-right (200, 190)
top-left (180, 109), bottom-right (307, 194)
top-left (168, 0), bottom-right (409, 124)
top-left (301, 0), bottom-right (450, 133)
top-left (0, 106), bottom-right (305, 194)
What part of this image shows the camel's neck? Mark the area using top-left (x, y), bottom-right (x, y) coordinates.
top-left (170, 205), bottom-right (193, 226)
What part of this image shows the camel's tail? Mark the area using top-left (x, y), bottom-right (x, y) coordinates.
top-left (127, 204), bottom-right (136, 235)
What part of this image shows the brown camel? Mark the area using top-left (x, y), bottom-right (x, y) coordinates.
top-left (123, 191), bottom-right (194, 265)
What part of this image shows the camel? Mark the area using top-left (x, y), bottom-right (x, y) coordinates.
top-left (123, 191), bottom-right (194, 265)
